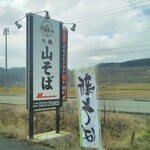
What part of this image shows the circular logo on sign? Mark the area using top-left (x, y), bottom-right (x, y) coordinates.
top-left (40, 20), bottom-right (54, 37)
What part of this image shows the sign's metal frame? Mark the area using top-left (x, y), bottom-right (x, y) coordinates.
top-left (27, 13), bottom-right (63, 110)
top-left (26, 13), bottom-right (63, 139)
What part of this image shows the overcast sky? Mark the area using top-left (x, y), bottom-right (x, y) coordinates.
top-left (0, 0), bottom-right (150, 69)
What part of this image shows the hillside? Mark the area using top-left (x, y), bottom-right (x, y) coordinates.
top-left (0, 67), bottom-right (73, 87)
top-left (98, 65), bottom-right (150, 84)
top-left (0, 67), bottom-right (25, 87)
top-left (98, 58), bottom-right (150, 84)
top-left (0, 58), bottom-right (150, 87)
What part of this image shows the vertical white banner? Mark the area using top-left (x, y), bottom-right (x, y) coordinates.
top-left (73, 67), bottom-right (101, 148)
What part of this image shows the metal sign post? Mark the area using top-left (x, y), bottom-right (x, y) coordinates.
top-left (56, 106), bottom-right (60, 133)
top-left (29, 109), bottom-right (34, 139)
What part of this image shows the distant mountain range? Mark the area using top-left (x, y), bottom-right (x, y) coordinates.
top-left (0, 67), bottom-right (25, 87)
top-left (0, 58), bottom-right (150, 87)
top-left (0, 67), bottom-right (74, 87)
top-left (97, 58), bottom-right (150, 84)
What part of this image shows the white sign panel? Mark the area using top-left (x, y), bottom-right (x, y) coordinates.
top-left (27, 13), bottom-right (62, 109)
top-left (73, 67), bottom-right (101, 148)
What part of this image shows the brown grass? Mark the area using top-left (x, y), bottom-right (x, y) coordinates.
top-left (100, 83), bottom-right (150, 99)
top-left (0, 103), bottom-right (149, 149)
top-left (101, 113), bottom-right (148, 149)
top-left (0, 87), bottom-right (25, 96)
top-left (68, 83), bottom-right (150, 99)
top-left (0, 105), bottom-right (28, 139)
top-left (1, 83), bottom-right (150, 99)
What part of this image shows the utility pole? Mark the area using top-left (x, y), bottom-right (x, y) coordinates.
top-left (3, 28), bottom-right (9, 94)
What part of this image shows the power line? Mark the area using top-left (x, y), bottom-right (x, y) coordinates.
top-left (65, 1), bottom-right (131, 21)
top-left (69, 43), bottom-right (150, 54)
top-left (64, 0), bottom-right (150, 23)
top-left (69, 48), bottom-right (150, 58)
top-left (65, 0), bottom-right (150, 21)
top-left (109, 48), bottom-right (150, 55)
top-left (76, 4), bottom-right (150, 23)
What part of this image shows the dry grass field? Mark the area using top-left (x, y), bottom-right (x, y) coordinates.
top-left (1, 83), bottom-right (150, 99)
top-left (0, 87), bottom-right (25, 96)
top-left (68, 83), bottom-right (150, 99)
top-left (0, 103), bottom-right (150, 150)
top-left (0, 83), bottom-right (150, 149)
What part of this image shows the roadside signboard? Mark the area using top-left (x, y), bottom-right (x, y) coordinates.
top-left (27, 13), bottom-right (62, 109)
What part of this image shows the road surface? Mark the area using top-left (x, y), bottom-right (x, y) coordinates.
top-left (0, 137), bottom-right (53, 150)
top-left (100, 98), bottom-right (150, 114)
top-left (0, 96), bottom-right (150, 114)
top-left (0, 96), bottom-right (26, 104)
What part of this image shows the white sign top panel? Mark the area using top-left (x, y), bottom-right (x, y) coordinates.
top-left (32, 14), bottom-right (60, 101)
